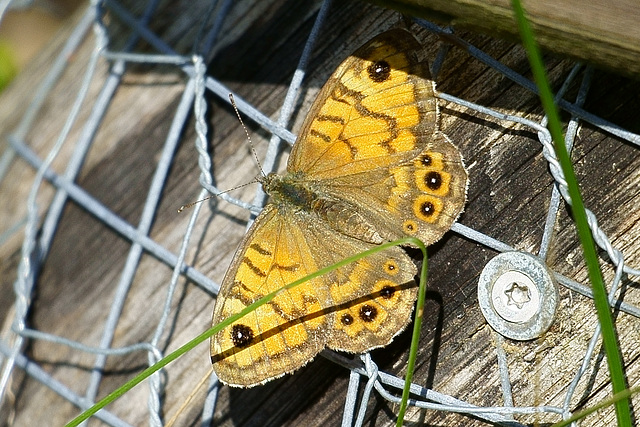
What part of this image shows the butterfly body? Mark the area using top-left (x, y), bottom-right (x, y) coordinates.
top-left (263, 172), bottom-right (385, 244)
top-left (211, 29), bottom-right (468, 387)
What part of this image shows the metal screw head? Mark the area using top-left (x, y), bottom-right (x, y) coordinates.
top-left (478, 252), bottom-right (559, 340)
top-left (491, 270), bottom-right (539, 323)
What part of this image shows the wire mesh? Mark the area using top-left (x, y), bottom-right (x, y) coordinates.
top-left (0, 0), bottom-right (639, 426)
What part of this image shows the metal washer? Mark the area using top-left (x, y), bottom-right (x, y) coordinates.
top-left (478, 251), bottom-right (559, 340)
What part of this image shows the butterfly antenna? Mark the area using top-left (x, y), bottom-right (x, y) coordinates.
top-left (229, 94), bottom-right (266, 178)
top-left (178, 196), bottom-right (214, 213)
top-left (177, 180), bottom-right (259, 213)
top-left (179, 95), bottom-right (265, 213)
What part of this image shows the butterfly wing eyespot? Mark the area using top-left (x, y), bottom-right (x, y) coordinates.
top-left (211, 29), bottom-right (467, 387)
top-left (230, 324), bottom-right (254, 348)
top-left (367, 60), bottom-right (392, 82)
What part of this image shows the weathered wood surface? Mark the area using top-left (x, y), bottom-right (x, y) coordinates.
top-left (369, 0), bottom-right (640, 77)
top-left (1, 0), bottom-right (639, 426)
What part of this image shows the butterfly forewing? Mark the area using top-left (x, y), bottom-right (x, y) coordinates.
top-left (211, 203), bottom-right (418, 386)
top-left (211, 205), bottom-right (330, 386)
top-left (288, 29), bottom-right (438, 179)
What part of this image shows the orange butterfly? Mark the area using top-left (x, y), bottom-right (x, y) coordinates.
top-left (211, 29), bottom-right (467, 387)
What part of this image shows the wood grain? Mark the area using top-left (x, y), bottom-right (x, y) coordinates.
top-left (0, 0), bottom-right (639, 426)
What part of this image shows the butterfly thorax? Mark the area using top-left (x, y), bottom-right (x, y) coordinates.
top-left (261, 172), bottom-right (384, 244)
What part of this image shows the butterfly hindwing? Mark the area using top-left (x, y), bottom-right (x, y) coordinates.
top-left (319, 131), bottom-right (467, 246)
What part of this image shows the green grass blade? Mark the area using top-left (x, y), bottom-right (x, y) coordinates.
top-left (396, 239), bottom-right (427, 426)
top-left (510, 1), bottom-right (631, 424)
top-left (553, 387), bottom-right (639, 427)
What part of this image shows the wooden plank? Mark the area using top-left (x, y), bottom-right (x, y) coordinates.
top-left (0, 0), bottom-right (639, 425)
top-left (368, 0), bottom-right (640, 77)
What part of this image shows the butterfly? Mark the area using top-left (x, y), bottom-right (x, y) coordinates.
top-left (210, 28), bottom-right (468, 387)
